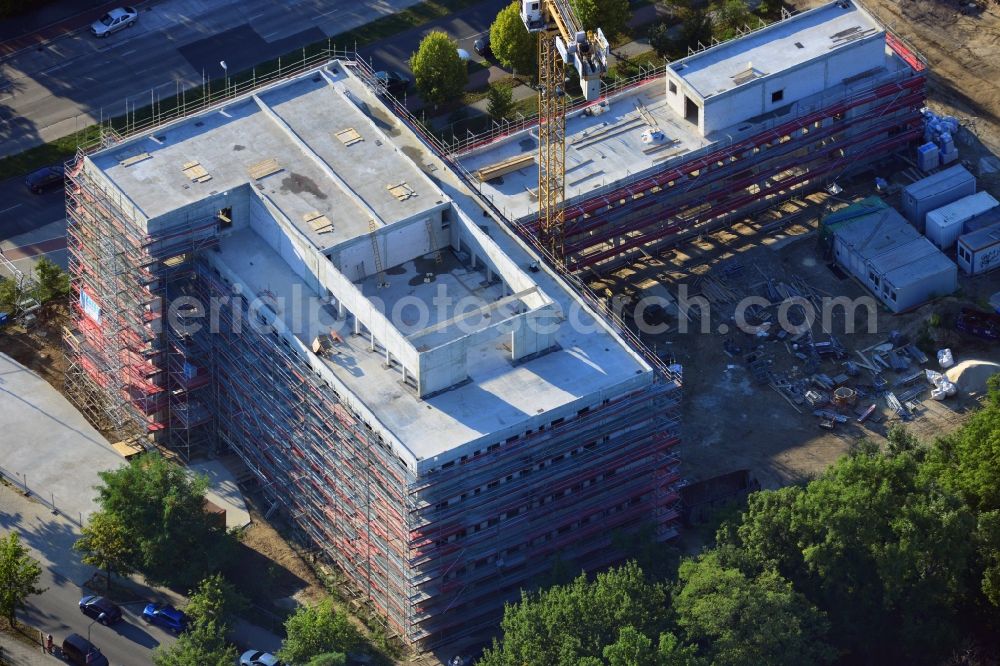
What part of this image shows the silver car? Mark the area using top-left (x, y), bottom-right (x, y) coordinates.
top-left (91, 6), bottom-right (138, 38)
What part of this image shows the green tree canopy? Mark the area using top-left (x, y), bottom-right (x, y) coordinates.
top-left (278, 599), bottom-right (361, 664)
top-left (570, 0), bottom-right (631, 37)
top-left (306, 653), bottom-right (347, 666)
top-left (487, 83), bottom-right (515, 122)
top-left (32, 256), bottom-right (70, 304)
top-left (673, 552), bottom-right (834, 666)
top-left (489, 2), bottom-right (537, 77)
top-left (410, 31), bottom-right (467, 107)
top-left (184, 573), bottom-right (248, 627)
top-left (0, 533), bottom-right (44, 627)
top-left (152, 619), bottom-right (237, 666)
top-left (478, 561), bottom-right (683, 665)
top-left (679, 7), bottom-right (713, 52)
top-left (74, 511), bottom-right (135, 591)
top-left (719, 447), bottom-right (977, 663)
top-left (90, 453), bottom-right (232, 587)
top-left (711, 0), bottom-right (754, 41)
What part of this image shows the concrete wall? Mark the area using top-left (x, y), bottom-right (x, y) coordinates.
top-left (670, 33), bottom-right (885, 136)
top-left (329, 211), bottom-right (445, 281)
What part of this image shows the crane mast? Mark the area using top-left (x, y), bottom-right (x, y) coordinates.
top-left (520, 0), bottom-right (608, 264)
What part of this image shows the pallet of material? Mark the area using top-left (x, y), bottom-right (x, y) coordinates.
top-left (475, 154), bottom-right (535, 182)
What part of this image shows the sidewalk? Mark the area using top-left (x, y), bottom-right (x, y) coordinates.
top-left (0, 634), bottom-right (54, 666)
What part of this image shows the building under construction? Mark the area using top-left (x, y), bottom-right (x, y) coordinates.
top-left (459, 0), bottom-right (927, 272)
top-left (63, 0), bottom-right (927, 649)
top-left (63, 62), bottom-right (680, 645)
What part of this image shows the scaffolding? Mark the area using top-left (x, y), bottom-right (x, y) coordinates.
top-left (63, 152), bottom-right (219, 456)
top-left (530, 66), bottom-right (928, 271)
top-left (63, 55), bottom-right (685, 648)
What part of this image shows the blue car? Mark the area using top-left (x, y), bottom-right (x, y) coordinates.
top-left (141, 603), bottom-right (188, 633)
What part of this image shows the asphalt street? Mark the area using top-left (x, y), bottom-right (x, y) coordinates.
top-left (0, 175), bottom-right (67, 277)
top-left (1, 482), bottom-right (178, 666)
top-left (0, 0), bottom-right (430, 158)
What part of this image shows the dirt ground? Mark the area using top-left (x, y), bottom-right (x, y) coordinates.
top-left (591, 171), bottom-right (1000, 490)
top-left (0, 305), bottom-right (69, 388)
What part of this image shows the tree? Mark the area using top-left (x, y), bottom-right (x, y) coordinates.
top-left (184, 573), bottom-right (248, 627)
top-left (570, 0), bottom-right (631, 38)
top-left (278, 599), bottom-right (361, 664)
top-left (679, 8), bottom-right (713, 52)
top-left (930, 375), bottom-right (1000, 512)
top-left (307, 654), bottom-right (347, 666)
top-left (32, 257), bottom-right (70, 304)
top-left (487, 83), bottom-right (515, 122)
top-left (152, 619), bottom-right (237, 666)
top-left (0, 533), bottom-right (44, 627)
top-left (673, 552), bottom-right (834, 666)
top-left (478, 562), bottom-right (678, 665)
top-left (711, 0), bottom-right (754, 41)
top-left (648, 22), bottom-right (675, 59)
top-left (91, 453), bottom-right (232, 588)
top-left (74, 511), bottom-right (135, 591)
top-left (410, 31), bottom-right (467, 107)
top-left (0, 276), bottom-right (28, 316)
top-left (489, 2), bottom-right (537, 77)
top-left (721, 449), bottom-right (977, 663)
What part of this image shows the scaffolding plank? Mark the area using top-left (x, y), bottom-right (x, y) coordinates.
top-left (120, 152), bottom-right (152, 167)
top-left (386, 181), bottom-right (416, 200)
top-left (248, 157), bottom-right (282, 180)
top-left (335, 127), bottom-right (363, 146)
top-left (474, 154), bottom-right (535, 182)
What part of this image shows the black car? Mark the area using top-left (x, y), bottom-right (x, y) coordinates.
top-left (374, 70), bottom-right (410, 97)
top-left (78, 595), bottom-right (123, 624)
top-left (24, 165), bottom-right (65, 194)
top-left (473, 36), bottom-right (490, 56)
top-left (61, 633), bottom-right (109, 666)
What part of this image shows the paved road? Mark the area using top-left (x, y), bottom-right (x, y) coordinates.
top-left (0, 0), bottom-right (427, 158)
top-left (1, 482), bottom-right (179, 666)
top-left (0, 176), bottom-right (67, 277)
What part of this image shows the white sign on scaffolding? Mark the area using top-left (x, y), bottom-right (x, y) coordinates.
top-left (80, 288), bottom-right (101, 324)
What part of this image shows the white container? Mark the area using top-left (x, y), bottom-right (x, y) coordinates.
top-left (937, 348), bottom-right (954, 369)
top-left (957, 223), bottom-right (1000, 275)
top-left (901, 165), bottom-right (976, 231)
top-left (925, 192), bottom-right (999, 249)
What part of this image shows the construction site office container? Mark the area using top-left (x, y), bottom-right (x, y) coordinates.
top-left (901, 165), bottom-right (976, 231)
top-left (925, 191), bottom-right (999, 249)
top-left (965, 207), bottom-right (1000, 234)
top-left (957, 223), bottom-right (1000, 275)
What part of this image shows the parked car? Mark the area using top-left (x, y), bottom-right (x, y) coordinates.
top-left (240, 650), bottom-right (285, 666)
top-left (473, 36), bottom-right (490, 56)
top-left (374, 70), bottom-right (410, 96)
top-left (78, 595), bottom-right (123, 624)
top-left (24, 165), bottom-right (64, 194)
top-left (61, 633), bottom-right (109, 666)
top-left (141, 603), bottom-right (188, 633)
top-left (90, 6), bottom-right (138, 37)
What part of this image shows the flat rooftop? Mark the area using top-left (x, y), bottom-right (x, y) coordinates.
top-left (91, 66), bottom-right (439, 249)
top-left (86, 61), bottom-right (655, 469)
top-left (213, 227), bottom-right (648, 466)
top-left (460, 82), bottom-right (710, 222)
top-left (671, 0), bottom-right (882, 99)
top-left (461, 31), bottom-right (911, 224)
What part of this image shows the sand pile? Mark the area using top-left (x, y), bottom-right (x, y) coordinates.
top-left (945, 359), bottom-right (1000, 397)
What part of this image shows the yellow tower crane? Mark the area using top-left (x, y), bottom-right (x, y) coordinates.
top-left (520, 0), bottom-right (608, 264)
